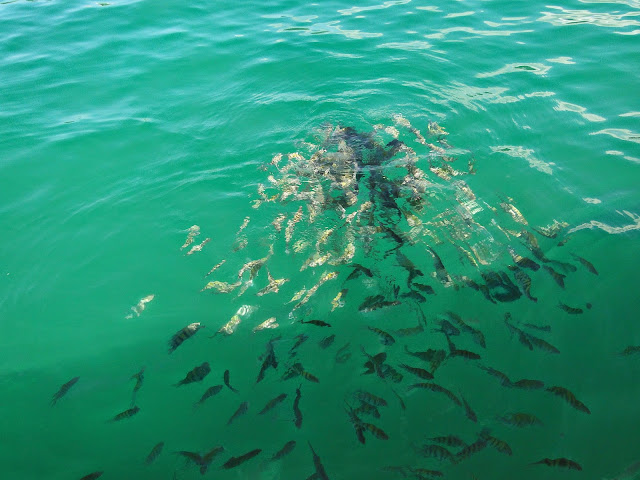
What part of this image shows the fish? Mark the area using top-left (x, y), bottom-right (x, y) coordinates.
top-left (226, 401), bottom-right (249, 425)
top-left (523, 323), bottom-right (551, 332)
top-left (331, 289), bottom-right (348, 311)
top-left (180, 225), bottom-right (200, 249)
top-left (125, 294), bottom-right (155, 318)
top-left (354, 401), bottom-right (380, 419)
top-left (201, 280), bottom-right (242, 293)
top-left (186, 237), bottom-right (210, 255)
top-left (546, 386), bottom-right (590, 413)
top-left (455, 439), bottom-right (488, 463)
top-left (293, 384), bottom-right (303, 429)
top-left (530, 458), bottom-right (582, 470)
top-left (79, 473), bottom-right (104, 480)
top-left (362, 422), bottom-right (389, 440)
top-left (430, 435), bottom-right (466, 448)
top-left (482, 433), bottom-right (512, 456)
top-left (367, 326), bottom-right (395, 345)
top-left (195, 385), bottom-right (223, 406)
top-left (285, 206), bottom-right (304, 243)
top-left (335, 342), bottom-right (351, 363)
top-left (479, 366), bottom-right (512, 387)
top-left (395, 324), bottom-right (425, 337)
top-left (145, 442), bottom-right (164, 465)
top-left (175, 362), bottom-right (210, 386)
top-left (427, 246), bottom-right (452, 287)
top-left (398, 363), bottom-right (434, 380)
top-left (461, 395), bottom-right (477, 422)
top-left (292, 362), bottom-right (320, 383)
top-left (204, 259), bottom-right (226, 278)
top-left (433, 319), bottom-right (460, 336)
top-left (408, 383), bottom-right (461, 406)
top-left (169, 322), bottom-right (203, 353)
top-left (619, 345), bottom-right (640, 356)
top-left (513, 378), bottom-right (545, 390)
top-left (416, 444), bottom-right (453, 462)
top-left (51, 376), bottom-right (79, 406)
top-left (289, 334), bottom-right (309, 356)
top-left (271, 214), bottom-right (286, 233)
top-left (271, 440), bottom-right (296, 461)
top-left (410, 468), bottom-right (444, 478)
top-left (215, 315), bottom-right (242, 336)
top-left (222, 449), bottom-right (262, 469)
top-left (257, 339), bottom-right (279, 383)
top-left (253, 317), bottom-right (279, 332)
top-left (130, 367), bottom-right (145, 402)
top-left (346, 263), bottom-right (374, 281)
top-left (257, 269), bottom-right (289, 296)
top-left (558, 302), bottom-right (583, 314)
top-left (111, 406), bottom-right (140, 422)
top-left (288, 287), bottom-right (307, 303)
top-left (525, 333), bottom-right (560, 354)
top-left (318, 334), bottom-right (336, 349)
top-left (223, 369), bottom-right (239, 393)
top-left (300, 319), bottom-right (332, 327)
top-left (571, 253), bottom-right (598, 274)
top-left (308, 442), bottom-right (331, 480)
top-left (355, 390), bottom-right (388, 407)
top-left (543, 265), bottom-right (566, 288)
top-left (200, 446), bottom-right (225, 474)
top-left (500, 201), bottom-right (528, 225)
top-left (449, 348), bottom-right (481, 361)
top-left (512, 268), bottom-right (537, 302)
top-left (259, 393), bottom-right (288, 415)
top-left (508, 247), bottom-right (540, 271)
top-left (499, 412), bottom-right (543, 427)
top-left (412, 283), bottom-right (436, 295)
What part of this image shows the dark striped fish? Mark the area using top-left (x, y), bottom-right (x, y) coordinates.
top-left (620, 345), bottom-right (640, 356)
top-left (168, 322), bottom-right (203, 353)
top-left (175, 362), bottom-right (210, 386)
top-left (271, 440), bottom-right (296, 461)
top-left (417, 444), bottom-right (453, 462)
top-left (145, 442), bottom-right (164, 465)
top-left (308, 442), bottom-right (330, 480)
top-left (224, 369), bottom-right (239, 393)
top-left (430, 435), bottom-right (466, 448)
top-left (499, 412), bottom-right (543, 427)
top-left (461, 396), bottom-right (477, 422)
top-left (259, 393), bottom-right (288, 415)
top-left (293, 384), bottom-right (303, 429)
top-left (367, 326), bottom-right (395, 345)
top-left (546, 386), bottom-right (590, 414)
top-left (318, 334), bottom-right (336, 349)
top-left (355, 390), bottom-right (388, 407)
top-left (408, 383), bottom-right (461, 406)
top-left (111, 406), bottom-right (140, 422)
top-left (51, 376), bottom-right (79, 406)
top-left (558, 302), bottom-right (583, 314)
top-left (543, 265), bottom-right (566, 288)
top-left (226, 401), bottom-right (249, 425)
top-left (79, 473), bottom-right (103, 480)
top-left (195, 385), bottom-right (223, 406)
top-left (571, 253), bottom-right (598, 275)
top-left (222, 448), bottom-right (262, 469)
top-left (513, 378), bottom-right (544, 390)
top-left (513, 268), bottom-right (537, 302)
top-left (363, 422), bottom-right (388, 440)
top-left (531, 457), bottom-right (582, 470)
top-left (399, 363), bottom-right (434, 380)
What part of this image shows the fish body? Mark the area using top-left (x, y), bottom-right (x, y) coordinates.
top-left (201, 280), bottom-right (242, 293)
top-left (226, 401), bottom-right (249, 425)
top-left (180, 225), bottom-right (200, 249)
top-left (125, 294), bottom-right (155, 318)
top-left (417, 444), bottom-right (453, 462)
top-left (543, 265), bottom-right (566, 288)
top-left (186, 237), bottom-right (210, 255)
top-left (224, 369), bottom-right (239, 393)
top-left (257, 269), bottom-right (289, 296)
top-left (408, 383), bottom-right (461, 406)
top-left (499, 412), bottom-right (543, 427)
top-left (367, 326), bottom-right (395, 345)
top-left (513, 378), bottom-right (544, 390)
top-left (222, 449), bottom-right (262, 469)
top-left (176, 362), bottom-right (210, 386)
top-left (308, 442), bottom-right (330, 480)
top-left (205, 260), bottom-right (226, 277)
top-left (79, 473), bottom-right (103, 480)
top-left (111, 406), bottom-right (140, 422)
top-left (169, 322), bottom-right (202, 353)
top-left (271, 440), bottom-right (296, 461)
top-left (546, 386), bottom-right (590, 413)
top-left (145, 442), bottom-right (164, 465)
top-left (253, 317), bottom-right (279, 332)
top-left (399, 363), bottom-right (434, 380)
top-left (531, 458), bottom-right (582, 470)
top-left (513, 268), bottom-right (537, 302)
top-left (558, 302), bottom-right (583, 314)
top-left (259, 393), bottom-right (287, 415)
top-left (571, 253), bottom-right (598, 275)
top-left (196, 385), bottom-right (223, 405)
top-left (331, 289), bottom-right (348, 311)
top-left (430, 435), bottom-right (466, 448)
top-left (51, 376), bottom-right (80, 406)
top-left (216, 315), bottom-right (242, 336)
top-left (293, 385), bottom-right (303, 429)
top-left (620, 345), bottom-right (640, 356)
top-left (355, 390), bottom-right (388, 407)
top-left (319, 334), bottom-right (336, 349)
top-left (301, 319), bottom-right (332, 328)
top-left (461, 396), bottom-right (477, 422)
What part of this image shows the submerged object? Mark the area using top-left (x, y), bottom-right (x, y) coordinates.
top-left (51, 376), bottom-right (79, 406)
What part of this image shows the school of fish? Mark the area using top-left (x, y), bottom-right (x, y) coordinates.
top-left (51, 116), bottom-right (624, 479)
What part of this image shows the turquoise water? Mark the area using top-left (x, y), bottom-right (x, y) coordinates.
top-left (2, 0), bottom-right (640, 479)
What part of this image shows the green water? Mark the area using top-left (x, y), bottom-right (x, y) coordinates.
top-left (2, 0), bottom-right (640, 479)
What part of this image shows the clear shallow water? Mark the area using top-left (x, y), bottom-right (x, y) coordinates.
top-left (1, 1), bottom-right (639, 479)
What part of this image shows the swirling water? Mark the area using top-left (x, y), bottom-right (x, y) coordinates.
top-left (1, 0), bottom-right (639, 479)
